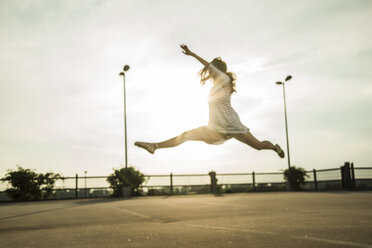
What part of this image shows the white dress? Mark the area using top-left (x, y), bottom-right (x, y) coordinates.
top-left (207, 64), bottom-right (249, 135)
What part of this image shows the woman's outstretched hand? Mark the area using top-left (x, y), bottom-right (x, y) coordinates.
top-left (180, 44), bottom-right (209, 66)
top-left (180, 44), bottom-right (193, 56)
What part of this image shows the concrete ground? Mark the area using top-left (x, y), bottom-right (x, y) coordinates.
top-left (1, 192), bottom-right (372, 248)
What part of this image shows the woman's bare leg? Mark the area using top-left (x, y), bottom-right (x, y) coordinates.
top-left (135, 126), bottom-right (226, 154)
top-left (232, 132), bottom-right (285, 158)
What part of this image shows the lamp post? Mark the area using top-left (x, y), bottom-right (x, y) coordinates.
top-left (84, 171), bottom-right (87, 198)
top-left (119, 65), bottom-right (130, 168)
top-left (276, 75), bottom-right (292, 170)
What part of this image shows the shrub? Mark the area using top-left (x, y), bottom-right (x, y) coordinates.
top-left (2, 166), bottom-right (62, 201)
top-left (283, 166), bottom-right (309, 191)
top-left (107, 166), bottom-right (146, 197)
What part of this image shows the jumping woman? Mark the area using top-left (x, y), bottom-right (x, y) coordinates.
top-left (135, 44), bottom-right (285, 159)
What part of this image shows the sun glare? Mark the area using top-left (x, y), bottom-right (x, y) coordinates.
top-left (157, 81), bottom-right (209, 127)
top-left (132, 66), bottom-right (214, 160)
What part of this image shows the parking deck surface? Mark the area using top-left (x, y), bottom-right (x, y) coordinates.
top-left (1, 192), bottom-right (372, 248)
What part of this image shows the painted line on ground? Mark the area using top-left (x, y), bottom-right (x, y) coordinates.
top-left (117, 208), bottom-right (165, 223)
top-left (116, 203), bottom-right (372, 248)
top-left (186, 223), bottom-right (372, 248)
top-left (292, 235), bottom-right (372, 248)
top-left (201, 201), bottom-right (247, 208)
top-left (185, 224), bottom-right (274, 235)
top-left (118, 208), bottom-right (153, 219)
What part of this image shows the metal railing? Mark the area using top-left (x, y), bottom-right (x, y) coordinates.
top-left (1, 163), bottom-right (371, 201)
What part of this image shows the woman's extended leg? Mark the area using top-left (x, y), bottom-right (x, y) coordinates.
top-left (232, 132), bottom-right (285, 158)
top-left (135, 126), bottom-right (226, 154)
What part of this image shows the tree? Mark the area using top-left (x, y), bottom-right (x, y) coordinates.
top-left (284, 166), bottom-right (309, 191)
top-left (2, 166), bottom-right (62, 201)
top-left (107, 166), bottom-right (146, 197)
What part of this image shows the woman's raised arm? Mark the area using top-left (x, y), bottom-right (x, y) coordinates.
top-left (180, 44), bottom-right (209, 67)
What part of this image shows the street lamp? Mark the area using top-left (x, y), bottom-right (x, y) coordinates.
top-left (119, 65), bottom-right (130, 168)
top-left (276, 75), bottom-right (292, 170)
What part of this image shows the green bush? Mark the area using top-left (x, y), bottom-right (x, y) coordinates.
top-left (2, 166), bottom-right (62, 201)
top-left (107, 166), bottom-right (146, 197)
top-left (283, 166), bottom-right (309, 191)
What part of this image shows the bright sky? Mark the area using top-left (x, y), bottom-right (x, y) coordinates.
top-left (1, 0), bottom-right (371, 178)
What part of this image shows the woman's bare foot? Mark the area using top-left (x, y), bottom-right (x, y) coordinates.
top-left (275, 144), bottom-right (285, 158)
top-left (135, 142), bottom-right (157, 154)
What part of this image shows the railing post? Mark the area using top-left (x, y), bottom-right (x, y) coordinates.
top-left (170, 173), bottom-right (173, 195)
top-left (351, 162), bottom-right (356, 189)
top-left (252, 171), bottom-right (255, 192)
top-left (313, 169), bottom-right (318, 190)
top-left (209, 171), bottom-right (217, 194)
top-left (340, 165), bottom-right (345, 189)
top-left (75, 174), bottom-right (78, 199)
top-left (341, 162), bottom-right (352, 190)
top-left (345, 162), bottom-right (351, 190)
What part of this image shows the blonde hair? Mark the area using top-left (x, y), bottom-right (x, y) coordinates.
top-left (198, 57), bottom-right (237, 93)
